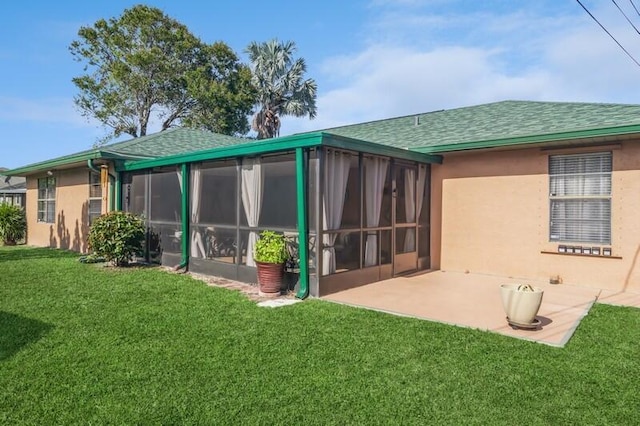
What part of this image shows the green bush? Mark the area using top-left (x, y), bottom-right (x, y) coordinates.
top-left (88, 211), bottom-right (145, 266)
top-left (254, 230), bottom-right (288, 264)
top-left (0, 203), bottom-right (26, 245)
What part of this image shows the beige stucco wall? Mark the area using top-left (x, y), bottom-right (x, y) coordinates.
top-left (431, 141), bottom-right (640, 292)
top-left (26, 165), bottom-right (112, 253)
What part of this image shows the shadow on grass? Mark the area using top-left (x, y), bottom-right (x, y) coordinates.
top-left (0, 246), bottom-right (77, 263)
top-left (0, 311), bottom-right (53, 361)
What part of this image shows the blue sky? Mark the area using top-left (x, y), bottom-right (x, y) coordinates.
top-left (2, 0), bottom-right (639, 169)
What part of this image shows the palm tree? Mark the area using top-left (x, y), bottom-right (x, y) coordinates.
top-left (245, 39), bottom-right (317, 139)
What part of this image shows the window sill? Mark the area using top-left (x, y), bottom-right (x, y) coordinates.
top-left (541, 250), bottom-right (621, 260)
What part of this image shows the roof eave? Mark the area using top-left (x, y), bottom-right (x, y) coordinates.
top-left (3, 151), bottom-right (137, 176)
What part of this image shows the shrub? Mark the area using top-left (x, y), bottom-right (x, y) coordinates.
top-left (88, 211), bottom-right (145, 266)
top-left (254, 230), bottom-right (288, 264)
top-left (0, 203), bottom-right (26, 245)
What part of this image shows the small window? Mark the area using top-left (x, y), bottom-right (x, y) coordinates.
top-left (37, 177), bottom-right (56, 223)
top-left (89, 172), bottom-right (102, 224)
top-left (549, 152), bottom-right (611, 244)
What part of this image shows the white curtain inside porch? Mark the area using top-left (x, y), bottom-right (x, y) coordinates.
top-left (404, 166), bottom-right (427, 252)
top-left (364, 157), bottom-right (388, 267)
top-left (190, 165), bottom-right (206, 258)
top-left (241, 158), bottom-right (264, 267)
top-left (322, 151), bottom-right (351, 275)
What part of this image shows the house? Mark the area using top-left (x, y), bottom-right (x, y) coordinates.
top-left (6, 100), bottom-right (640, 297)
top-left (0, 169), bottom-right (26, 208)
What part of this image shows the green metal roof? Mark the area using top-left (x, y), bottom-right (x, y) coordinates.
top-left (5, 128), bottom-right (249, 176)
top-left (121, 132), bottom-right (442, 172)
top-left (317, 100), bottom-right (640, 153)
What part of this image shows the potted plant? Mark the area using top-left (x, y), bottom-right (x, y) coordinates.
top-left (254, 230), bottom-right (288, 296)
top-left (500, 283), bottom-right (544, 328)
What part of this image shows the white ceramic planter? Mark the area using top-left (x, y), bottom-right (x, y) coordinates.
top-left (500, 284), bottom-right (544, 326)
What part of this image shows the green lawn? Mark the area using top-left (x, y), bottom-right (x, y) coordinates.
top-left (1, 246), bottom-right (638, 425)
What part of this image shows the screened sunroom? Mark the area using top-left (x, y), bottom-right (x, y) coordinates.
top-left (118, 133), bottom-right (440, 297)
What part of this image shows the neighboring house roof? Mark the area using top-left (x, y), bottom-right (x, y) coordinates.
top-left (5, 128), bottom-right (249, 176)
top-left (0, 174), bottom-right (26, 193)
top-left (317, 100), bottom-right (640, 153)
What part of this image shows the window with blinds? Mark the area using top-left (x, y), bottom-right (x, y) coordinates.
top-left (549, 152), bottom-right (611, 244)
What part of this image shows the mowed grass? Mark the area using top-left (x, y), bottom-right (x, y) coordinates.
top-left (1, 247), bottom-right (639, 425)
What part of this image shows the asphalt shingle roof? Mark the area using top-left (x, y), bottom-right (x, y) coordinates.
top-left (102, 127), bottom-right (249, 158)
top-left (0, 175), bottom-right (25, 192)
top-left (318, 100), bottom-right (640, 152)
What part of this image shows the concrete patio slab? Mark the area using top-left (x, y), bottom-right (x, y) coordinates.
top-left (322, 271), bottom-right (601, 347)
top-left (597, 289), bottom-right (640, 308)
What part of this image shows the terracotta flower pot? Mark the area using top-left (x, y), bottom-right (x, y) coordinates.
top-left (500, 284), bottom-right (544, 326)
top-left (256, 261), bottom-right (284, 296)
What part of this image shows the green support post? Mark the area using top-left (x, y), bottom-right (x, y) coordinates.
top-left (115, 172), bottom-right (122, 210)
top-left (109, 179), bottom-right (115, 212)
top-left (179, 163), bottom-right (190, 269)
top-left (295, 148), bottom-right (309, 299)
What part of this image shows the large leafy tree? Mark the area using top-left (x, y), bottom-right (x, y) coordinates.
top-left (245, 39), bottom-right (317, 139)
top-left (70, 5), bottom-right (256, 142)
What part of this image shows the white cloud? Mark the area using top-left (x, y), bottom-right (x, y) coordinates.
top-left (283, 44), bottom-right (554, 135)
top-left (280, 1), bottom-right (640, 136)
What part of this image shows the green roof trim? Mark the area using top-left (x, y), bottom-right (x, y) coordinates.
top-left (121, 132), bottom-right (323, 171)
top-left (4, 151), bottom-right (128, 176)
top-left (321, 133), bottom-right (442, 163)
top-left (120, 132), bottom-right (441, 171)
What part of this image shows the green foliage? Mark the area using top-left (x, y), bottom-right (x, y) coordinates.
top-left (181, 42), bottom-right (257, 135)
top-left (245, 39), bottom-right (317, 139)
top-left (87, 211), bottom-right (145, 266)
top-left (69, 5), bottom-right (256, 143)
top-left (0, 203), bottom-right (26, 244)
top-left (253, 230), bottom-right (288, 264)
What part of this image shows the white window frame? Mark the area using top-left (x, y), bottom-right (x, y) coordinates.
top-left (549, 151), bottom-right (612, 244)
top-left (88, 172), bottom-right (102, 224)
top-left (37, 177), bottom-right (56, 223)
